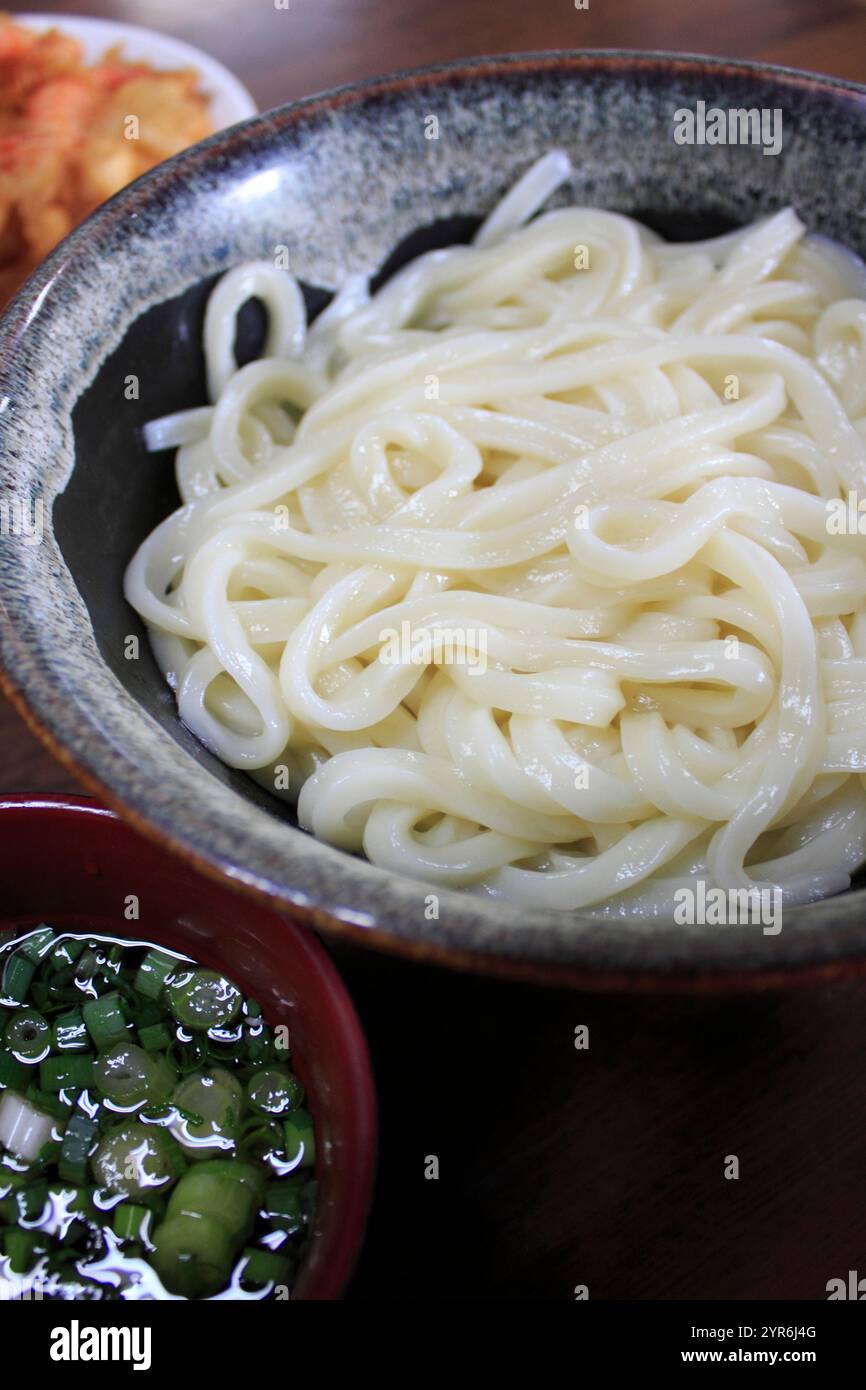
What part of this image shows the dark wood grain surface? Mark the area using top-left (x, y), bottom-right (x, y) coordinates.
top-left (4, 0), bottom-right (866, 1301)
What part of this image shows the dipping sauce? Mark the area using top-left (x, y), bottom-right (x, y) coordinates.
top-left (0, 925), bottom-right (315, 1299)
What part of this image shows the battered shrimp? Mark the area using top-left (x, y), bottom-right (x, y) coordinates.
top-left (0, 15), bottom-right (212, 303)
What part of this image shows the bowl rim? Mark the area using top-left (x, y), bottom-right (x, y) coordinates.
top-left (0, 791), bottom-right (378, 1299)
top-left (4, 48), bottom-right (866, 991)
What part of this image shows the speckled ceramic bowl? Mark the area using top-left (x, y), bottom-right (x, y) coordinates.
top-left (2, 51), bottom-right (866, 990)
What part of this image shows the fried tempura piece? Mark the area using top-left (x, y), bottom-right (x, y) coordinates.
top-left (0, 16), bottom-right (213, 303)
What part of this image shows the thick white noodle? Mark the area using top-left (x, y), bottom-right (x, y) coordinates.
top-left (124, 154), bottom-right (866, 915)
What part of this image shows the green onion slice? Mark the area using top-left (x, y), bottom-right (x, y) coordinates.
top-left (167, 969), bottom-right (242, 1032)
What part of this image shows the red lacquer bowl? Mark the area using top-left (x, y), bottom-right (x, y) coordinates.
top-left (0, 793), bottom-right (377, 1300)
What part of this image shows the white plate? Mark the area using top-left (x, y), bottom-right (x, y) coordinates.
top-left (17, 12), bottom-right (257, 130)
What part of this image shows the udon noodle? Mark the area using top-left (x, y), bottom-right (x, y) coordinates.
top-left (125, 153), bottom-right (866, 916)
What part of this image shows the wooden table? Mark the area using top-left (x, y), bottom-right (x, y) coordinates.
top-left (5, 0), bottom-right (866, 1301)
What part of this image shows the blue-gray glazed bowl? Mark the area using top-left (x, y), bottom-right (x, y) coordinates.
top-left (2, 51), bottom-right (866, 990)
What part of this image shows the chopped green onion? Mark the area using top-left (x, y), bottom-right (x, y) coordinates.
top-left (0, 1168), bottom-right (38, 1197)
top-left (129, 998), bottom-right (163, 1029)
top-left (47, 1183), bottom-right (96, 1223)
top-left (134, 950), bottom-right (178, 1001)
top-left (264, 1178), bottom-right (307, 1233)
top-left (59, 1113), bottom-right (99, 1184)
top-left (82, 991), bottom-right (128, 1049)
top-left (247, 1068), bottom-right (303, 1117)
top-left (137, 1022), bottom-right (172, 1052)
top-left (167, 969), bottom-right (242, 1032)
top-left (150, 1212), bottom-right (233, 1298)
top-left (0, 1090), bottom-right (56, 1162)
top-left (282, 1109), bottom-right (315, 1169)
top-left (4, 1227), bottom-right (41, 1273)
top-left (2, 953), bottom-right (35, 1005)
top-left (0, 925), bottom-right (313, 1299)
top-left (169, 1070), bottom-right (243, 1160)
top-left (14, 1179), bottom-right (48, 1222)
top-left (167, 1036), bottom-right (207, 1075)
top-left (28, 982), bottom-right (49, 1013)
top-left (92, 1123), bottom-right (185, 1197)
top-left (243, 1019), bottom-right (273, 1066)
top-left (39, 1054), bottom-right (93, 1093)
top-left (166, 1159), bottom-right (264, 1242)
top-left (5, 1008), bottom-right (50, 1060)
top-left (74, 948), bottom-right (101, 983)
top-left (239, 1115), bottom-right (282, 1165)
top-left (53, 1009), bottom-right (88, 1053)
top-left (49, 938), bottom-right (86, 969)
top-left (241, 1247), bottom-right (290, 1287)
top-left (18, 927), bottom-right (56, 963)
top-left (0, 1049), bottom-right (28, 1090)
top-left (94, 1043), bottom-right (175, 1108)
top-left (113, 1202), bottom-right (151, 1242)
top-left (23, 1086), bottom-right (71, 1120)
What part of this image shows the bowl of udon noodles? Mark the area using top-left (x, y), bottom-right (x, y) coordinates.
top-left (2, 50), bottom-right (866, 988)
